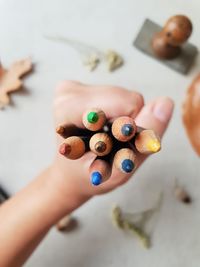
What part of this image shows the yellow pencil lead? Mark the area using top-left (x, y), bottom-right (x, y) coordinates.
top-left (147, 139), bottom-right (161, 153)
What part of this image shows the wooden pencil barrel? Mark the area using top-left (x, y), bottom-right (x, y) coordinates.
top-left (113, 148), bottom-right (137, 173)
top-left (89, 159), bottom-right (111, 186)
top-left (111, 116), bottom-right (137, 142)
top-left (59, 136), bottom-right (87, 160)
top-left (82, 108), bottom-right (107, 131)
top-left (89, 133), bottom-right (113, 156)
top-left (134, 129), bottom-right (161, 154)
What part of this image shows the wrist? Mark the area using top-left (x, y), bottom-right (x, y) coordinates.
top-left (38, 164), bottom-right (91, 221)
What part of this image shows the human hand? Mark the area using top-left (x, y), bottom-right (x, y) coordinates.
top-left (0, 81), bottom-right (173, 267)
top-left (51, 81), bottom-right (174, 200)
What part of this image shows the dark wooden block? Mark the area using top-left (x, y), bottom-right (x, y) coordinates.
top-left (133, 19), bottom-right (198, 74)
top-left (0, 185), bottom-right (9, 203)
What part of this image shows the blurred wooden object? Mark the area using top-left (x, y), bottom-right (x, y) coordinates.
top-left (152, 15), bottom-right (192, 59)
top-left (0, 58), bottom-right (32, 109)
top-left (134, 17), bottom-right (197, 74)
top-left (182, 74), bottom-right (200, 156)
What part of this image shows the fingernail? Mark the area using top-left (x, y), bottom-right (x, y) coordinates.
top-left (153, 98), bottom-right (174, 123)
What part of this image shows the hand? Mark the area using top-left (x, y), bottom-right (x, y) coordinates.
top-left (51, 81), bottom-right (174, 198)
top-left (0, 81), bottom-right (174, 267)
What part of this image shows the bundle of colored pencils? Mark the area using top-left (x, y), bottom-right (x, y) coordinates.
top-left (56, 109), bottom-right (161, 186)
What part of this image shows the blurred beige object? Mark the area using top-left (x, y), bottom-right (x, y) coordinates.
top-left (0, 58), bottom-right (32, 109)
top-left (174, 186), bottom-right (192, 204)
top-left (105, 50), bottom-right (124, 71)
top-left (56, 215), bottom-right (79, 232)
top-left (182, 74), bottom-right (200, 156)
top-left (174, 178), bottom-right (192, 204)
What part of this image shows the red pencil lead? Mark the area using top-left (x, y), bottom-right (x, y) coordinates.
top-left (59, 143), bottom-right (71, 155)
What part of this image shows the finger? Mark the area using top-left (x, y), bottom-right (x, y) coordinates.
top-left (87, 86), bottom-right (144, 120)
top-left (54, 81), bottom-right (144, 127)
top-left (55, 80), bottom-right (83, 97)
top-left (99, 154), bottom-right (138, 191)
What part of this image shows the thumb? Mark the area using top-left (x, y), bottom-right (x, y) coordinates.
top-left (135, 97), bottom-right (174, 138)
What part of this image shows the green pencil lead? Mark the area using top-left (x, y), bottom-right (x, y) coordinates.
top-left (87, 112), bottom-right (99, 123)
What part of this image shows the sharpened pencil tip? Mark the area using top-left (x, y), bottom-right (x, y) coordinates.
top-left (121, 159), bottom-right (134, 173)
top-left (147, 139), bottom-right (161, 153)
top-left (91, 172), bottom-right (102, 186)
top-left (56, 126), bottom-right (65, 135)
top-left (59, 143), bottom-right (71, 155)
top-left (95, 141), bottom-right (106, 153)
top-left (121, 124), bottom-right (133, 136)
top-left (87, 112), bottom-right (99, 123)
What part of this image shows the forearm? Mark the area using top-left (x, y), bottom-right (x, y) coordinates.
top-left (0, 167), bottom-right (90, 267)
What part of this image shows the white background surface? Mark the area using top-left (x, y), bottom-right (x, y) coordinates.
top-left (0, 0), bottom-right (200, 266)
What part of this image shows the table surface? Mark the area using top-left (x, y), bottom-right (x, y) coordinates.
top-left (0, 0), bottom-right (200, 266)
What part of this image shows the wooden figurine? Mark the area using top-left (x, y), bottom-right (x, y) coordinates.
top-left (152, 15), bottom-right (192, 59)
top-left (134, 15), bottom-right (197, 74)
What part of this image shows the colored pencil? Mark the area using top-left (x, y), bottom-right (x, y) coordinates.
top-left (134, 129), bottom-right (161, 154)
top-left (113, 148), bottom-right (137, 173)
top-left (89, 132), bottom-right (113, 156)
top-left (89, 159), bottom-right (111, 186)
top-left (82, 108), bottom-right (107, 131)
top-left (112, 116), bottom-right (137, 142)
top-left (59, 136), bottom-right (89, 160)
top-left (56, 124), bottom-right (91, 138)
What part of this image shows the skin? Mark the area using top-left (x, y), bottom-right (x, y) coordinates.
top-left (0, 81), bottom-right (174, 267)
